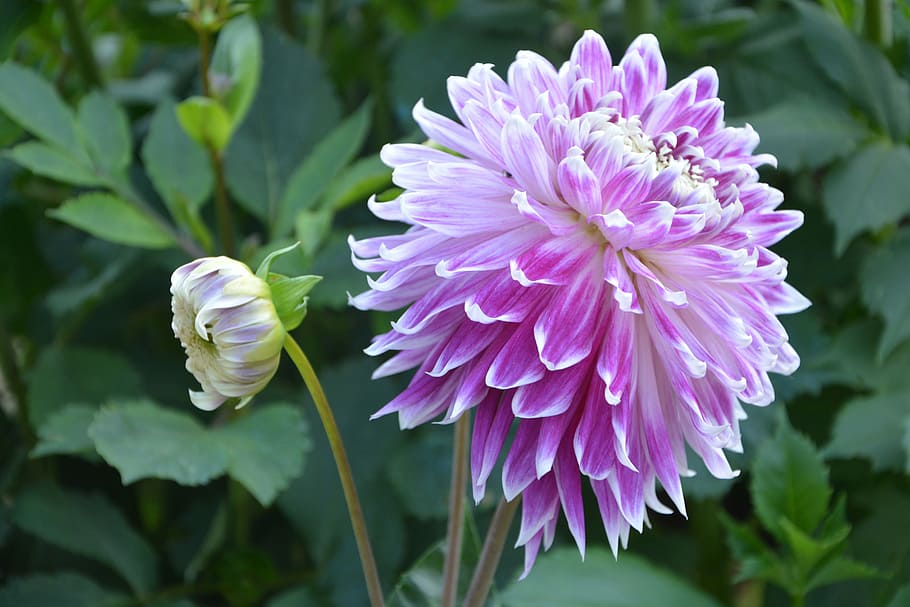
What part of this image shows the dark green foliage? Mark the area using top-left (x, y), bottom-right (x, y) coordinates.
top-left (1, 1), bottom-right (909, 606)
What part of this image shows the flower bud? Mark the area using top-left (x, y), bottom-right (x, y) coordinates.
top-left (171, 256), bottom-right (285, 411)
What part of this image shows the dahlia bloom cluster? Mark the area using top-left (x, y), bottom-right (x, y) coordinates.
top-left (350, 31), bottom-right (808, 574)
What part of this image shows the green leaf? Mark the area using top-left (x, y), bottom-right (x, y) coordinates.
top-left (49, 192), bottom-right (176, 249)
top-left (265, 586), bottom-right (323, 607)
top-left (31, 403), bottom-right (97, 458)
top-left (825, 390), bottom-right (910, 471)
top-left (215, 404), bottom-right (311, 506)
top-left (7, 141), bottom-right (99, 185)
top-left (805, 556), bottom-right (881, 593)
top-left (224, 29), bottom-right (340, 224)
top-left (387, 430), bottom-right (453, 520)
top-left (322, 153), bottom-right (393, 210)
top-left (77, 91), bottom-right (131, 172)
top-left (273, 100), bottom-right (372, 237)
top-left (822, 140), bottom-right (910, 254)
top-left (861, 229), bottom-right (910, 360)
top-left (210, 14), bottom-right (261, 127)
top-left (89, 399), bottom-right (229, 486)
top-left (742, 98), bottom-right (869, 171)
top-left (500, 548), bottom-right (724, 607)
top-left (887, 584), bottom-right (910, 607)
top-left (142, 98), bottom-right (214, 213)
top-left (798, 2), bottom-right (910, 140)
top-left (721, 515), bottom-right (786, 586)
top-left (13, 483), bottom-right (158, 593)
top-left (176, 96), bottom-right (233, 152)
top-left (778, 516), bottom-right (848, 578)
top-left (25, 345), bottom-right (143, 427)
top-left (387, 510), bottom-right (483, 607)
top-left (751, 416), bottom-right (832, 539)
top-left (269, 274), bottom-right (322, 331)
top-left (0, 573), bottom-right (124, 607)
top-left (0, 62), bottom-right (82, 151)
top-left (295, 208), bottom-right (333, 256)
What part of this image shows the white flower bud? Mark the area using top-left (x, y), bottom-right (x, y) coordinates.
top-left (171, 256), bottom-right (285, 411)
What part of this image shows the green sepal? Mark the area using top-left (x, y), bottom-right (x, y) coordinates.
top-left (254, 241), bottom-right (301, 279)
top-left (269, 274), bottom-right (322, 331)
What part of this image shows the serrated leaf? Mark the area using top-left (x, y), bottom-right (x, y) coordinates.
top-left (215, 404), bottom-right (311, 506)
top-left (0, 62), bottom-right (82, 151)
top-left (0, 573), bottom-right (124, 607)
top-left (142, 98), bottom-right (214, 213)
top-left (797, 2), bottom-right (910, 140)
top-left (49, 192), bottom-right (176, 249)
top-left (721, 515), bottom-right (785, 585)
top-left (176, 96), bottom-right (233, 152)
top-left (861, 229), bottom-right (910, 360)
top-left (25, 345), bottom-right (143, 427)
top-left (77, 92), bottom-right (131, 172)
top-left (500, 548), bottom-right (724, 607)
top-left (273, 100), bottom-right (372, 237)
top-left (90, 399), bottom-right (229, 486)
top-left (13, 484), bottom-right (157, 593)
top-left (742, 98), bottom-right (869, 171)
top-left (805, 556), bottom-right (881, 593)
top-left (778, 516), bottom-right (849, 578)
top-left (210, 14), bottom-right (261, 127)
top-left (826, 390), bottom-right (910, 471)
top-left (31, 403), bottom-right (97, 458)
top-left (224, 29), bottom-right (340, 224)
top-left (7, 141), bottom-right (99, 185)
top-left (823, 140), bottom-right (910, 254)
top-left (751, 417), bottom-right (832, 539)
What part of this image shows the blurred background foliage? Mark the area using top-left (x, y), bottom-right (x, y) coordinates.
top-left (1, 0), bottom-right (910, 606)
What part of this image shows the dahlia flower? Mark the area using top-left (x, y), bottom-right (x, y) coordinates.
top-left (350, 31), bottom-right (808, 574)
top-left (171, 256), bottom-right (285, 411)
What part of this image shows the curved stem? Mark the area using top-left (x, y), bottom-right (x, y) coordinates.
top-left (208, 145), bottom-right (235, 257)
top-left (865, 0), bottom-right (893, 48)
top-left (463, 497), bottom-right (520, 607)
top-left (440, 415), bottom-right (469, 607)
top-left (58, 0), bottom-right (103, 89)
top-left (283, 335), bottom-right (385, 607)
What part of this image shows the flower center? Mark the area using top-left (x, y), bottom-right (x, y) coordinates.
top-left (173, 296), bottom-right (218, 382)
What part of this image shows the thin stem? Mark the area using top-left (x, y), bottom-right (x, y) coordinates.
top-left (463, 497), bottom-right (520, 607)
top-left (276, 0), bottom-right (298, 37)
top-left (58, 0), bottom-right (103, 88)
top-left (108, 175), bottom-right (205, 258)
top-left (283, 335), bottom-right (384, 607)
top-left (208, 145), bottom-right (235, 257)
top-left (196, 25), bottom-right (235, 257)
top-left (198, 27), bottom-right (212, 97)
top-left (441, 415), bottom-right (470, 607)
top-left (0, 319), bottom-right (32, 443)
top-left (865, 0), bottom-right (893, 48)
top-left (791, 593), bottom-right (806, 607)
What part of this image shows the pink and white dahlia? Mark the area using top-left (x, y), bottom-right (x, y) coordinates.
top-left (350, 31), bottom-right (808, 573)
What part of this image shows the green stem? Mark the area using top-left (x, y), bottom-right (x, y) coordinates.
top-left (198, 27), bottom-right (212, 97)
top-left (0, 319), bottom-right (32, 443)
top-left (283, 335), bottom-right (385, 607)
top-left (196, 25), bottom-right (234, 257)
top-left (276, 0), bottom-right (298, 37)
top-left (108, 175), bottom-right (205, 258)
top-left (441, 415), bottom-right (470, 607)
top-left (208, 145), bottom-right (235, 257)
top-left (791, 593), bottom-right (806, 607)
top-left (865, 0), bottom-right (893, 48)
top-left (58, 0), bottom-right (103, 88)
top-left (463, 497), bottom-right (520, 607)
